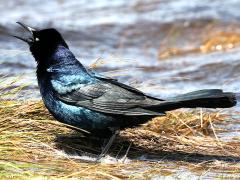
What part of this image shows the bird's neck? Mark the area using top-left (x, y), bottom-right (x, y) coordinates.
top-left (36, 45), bottom-right (91, 93)
top-left (36, 45), bottom-right (87, 76)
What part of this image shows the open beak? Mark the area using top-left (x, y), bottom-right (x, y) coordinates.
top-left (13, 22), bottom-right (37, 44)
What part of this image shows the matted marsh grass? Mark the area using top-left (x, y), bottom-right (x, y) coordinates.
top-left (0, 79), bottom-right (240, 179)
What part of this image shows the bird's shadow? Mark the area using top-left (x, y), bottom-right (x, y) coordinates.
top-left (54, 132), bottom-right (240, 163)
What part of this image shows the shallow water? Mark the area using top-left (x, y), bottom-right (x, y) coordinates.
top-left (1, 0), bottom-right (240, 98)
top-left (0, 0), bottom-right (240, 178)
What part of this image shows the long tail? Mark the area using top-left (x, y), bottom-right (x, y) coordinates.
top-left (151, 89), bottom-right (237, 112)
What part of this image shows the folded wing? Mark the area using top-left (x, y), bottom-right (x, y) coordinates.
top-left (53, 79), bottom-right (164, 116)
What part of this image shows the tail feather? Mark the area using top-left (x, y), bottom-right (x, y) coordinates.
top-left (151, 89), bottom-right (237, 112)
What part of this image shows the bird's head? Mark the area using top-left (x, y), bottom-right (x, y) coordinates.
top-left (13, 22), bottom-right (69, 62)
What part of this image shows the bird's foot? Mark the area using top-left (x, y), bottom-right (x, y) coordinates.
top-left (95, 130), bottom-right (119, 162)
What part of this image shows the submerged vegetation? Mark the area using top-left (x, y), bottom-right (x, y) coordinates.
top-left (158, 22), bottom-right (240, 60)
top-left (0, 78), bottom-right (239, 179)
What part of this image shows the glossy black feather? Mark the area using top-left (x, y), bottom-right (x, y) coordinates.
top-left (14, 23), bottom-right (237, 137)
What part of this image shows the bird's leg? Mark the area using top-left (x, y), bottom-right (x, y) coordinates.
top-left (122, 142), bottom-right (132, 163)
top-left (96, 130), bottom-right (119, 161)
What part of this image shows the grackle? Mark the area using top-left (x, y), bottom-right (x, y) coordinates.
top-left (14, 22), bottom-right (237, 158)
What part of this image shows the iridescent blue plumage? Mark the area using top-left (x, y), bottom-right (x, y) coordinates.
top-left (37, 45), bottom-right (119, 136)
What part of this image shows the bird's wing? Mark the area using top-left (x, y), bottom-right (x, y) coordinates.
top-left (53, 80), bottom-right (164, 116)
top-left (87, 68), bottom-right (162, 99)
top-left (87, 68), bottom-right (118, 82)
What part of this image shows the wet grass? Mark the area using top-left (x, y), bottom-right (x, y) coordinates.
top-left (0, 79), bottom-right (240, 179)
top-left (158, 22), bottom-right (240, 60)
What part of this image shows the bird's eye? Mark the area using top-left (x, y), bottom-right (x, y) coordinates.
top-left (35, 38), bottom-right (40, 41)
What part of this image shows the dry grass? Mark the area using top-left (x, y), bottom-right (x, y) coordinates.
top-left (0, 79), bottom-right (240, 179)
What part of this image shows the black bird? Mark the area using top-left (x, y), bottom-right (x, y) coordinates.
top-left (14, 22), bottom-right (237, 157)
